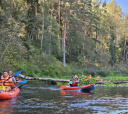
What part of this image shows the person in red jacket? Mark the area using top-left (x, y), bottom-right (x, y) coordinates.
top-left (70, 76), bottom-right (78, 87)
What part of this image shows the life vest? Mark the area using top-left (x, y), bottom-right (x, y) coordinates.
top-left (72, 80), bottom-right (75, 83)
top-left (0, 75), bottom-right (14, 88)
top-left (70, 80), bottom-right (77, 87)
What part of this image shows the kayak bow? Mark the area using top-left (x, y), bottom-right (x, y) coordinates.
top-left (0, 87), bottom-right (20, 100)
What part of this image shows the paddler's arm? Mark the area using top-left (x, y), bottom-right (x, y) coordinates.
top-left (77, 80), bottom-right (80, 83)
top-left (12, 77), bottom-right (16, 83)
top-left (67, 80), bottom-right (72, 86)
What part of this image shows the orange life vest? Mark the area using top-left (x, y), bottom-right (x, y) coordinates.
top-left (0, 75), bottom-right (14, 88)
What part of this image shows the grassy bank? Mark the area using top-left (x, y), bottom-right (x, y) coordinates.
top-left (45, 73), bottom-right (128, 86)
top-left (101, 74), bottom-right (128, 81)
top-left (41, 74), bottom-right (128, 81)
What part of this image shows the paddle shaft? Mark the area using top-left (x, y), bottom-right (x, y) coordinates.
top-left (13, 70), bottom-right (22, 77)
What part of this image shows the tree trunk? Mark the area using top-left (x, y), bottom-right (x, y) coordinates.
top-left (49, 0), bottom-right (53, 55)
top-left (62, 20), bottom-right (66, 67)
top-left (96, 24), bottom-right (98, 51)
top-left (123, 38), bottom-right (126, 62)
top-left (58, 0), bottom-right (61, 49)
top-left (41, 0), bottom-right (45, 50)
top-left (35, 1), bottom-right (37, 16)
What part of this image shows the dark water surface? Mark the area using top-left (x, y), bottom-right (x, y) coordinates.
top-left (0, 81), bottom-right (128, 114)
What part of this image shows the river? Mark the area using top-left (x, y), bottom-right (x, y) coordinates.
top-left (0, 81), bottom-right (128, 114)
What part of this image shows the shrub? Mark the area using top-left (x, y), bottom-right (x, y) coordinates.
top-left (78, 78), bottom-right (96, 85)
top-left (15, 61), bottom-right (42, 77)
top-left (83, 69), bottom-right (96, 77)
top-left (96, 70), bottom-right (110, 77)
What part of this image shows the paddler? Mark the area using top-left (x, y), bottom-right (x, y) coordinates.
top-left (8, 70), bottom-right (17, 89)
top-left (96, 76), bottom-right (103, 82)
top-left (75, 75), bottom-right (79, 82)
top-left (68, 75), bottom-right (74, 86)
top-left (68, 75), bottom-right (78, 87)
top-left (0, 71), bottom-right (14, 92)
top-left (8, 70), bottom-right (16, 83)
top-left (70, 76), bottom-right (77, 87)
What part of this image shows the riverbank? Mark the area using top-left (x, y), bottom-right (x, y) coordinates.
top-left (18, 74), bottom-right (128, 85)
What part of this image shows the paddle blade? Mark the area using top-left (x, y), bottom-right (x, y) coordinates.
top-left (13, 70), bottom-right (22, 77)
top-left (18, 80), bottom-right (27, 84)
top-left (60, 85), bottom-right (67, 89)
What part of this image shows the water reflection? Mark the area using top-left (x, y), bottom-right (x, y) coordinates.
top-left (60, 90), bottom-right (94, 99)
top-left (1, 81), bottom-right (128, 114)
top-left (0, 97), bottom-right (18, 114)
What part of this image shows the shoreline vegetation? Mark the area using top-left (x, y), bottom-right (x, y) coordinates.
top-left (18, 73), bottom-right (128, 85)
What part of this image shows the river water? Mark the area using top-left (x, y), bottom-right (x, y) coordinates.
top-left (0, 81), bottom-right (128, 114)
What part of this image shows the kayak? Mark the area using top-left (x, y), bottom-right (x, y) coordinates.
top-left (60, 84), bottom-right (95, 91)
top-left (0, 87), bottom-right (20, 100)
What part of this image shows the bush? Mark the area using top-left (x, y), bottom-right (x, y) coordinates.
top-left (15, 60), bottom-right (42, 77)
top-left (96, 70), bottom-right (110, 77)
top-left (13, 52), bottom-right (75, 77)
top-left (83, 69), bottom-right (96, 77)
top-left (41, 63), bottom-right (73, 77)
top-left (78, 78), bottom-right (96, 85)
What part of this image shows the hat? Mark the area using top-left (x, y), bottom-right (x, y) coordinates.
top-left (72, 75), bottom-right (74, 78)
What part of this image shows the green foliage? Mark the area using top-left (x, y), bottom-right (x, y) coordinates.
top-left (78, 78), bottom-right (96, 85)
top-left (16, 61), bottom-right (42, 77)
top-left (45, 81), bottom-right (52, 85)
top-left (56, 82), bottom-right (68, 85)
top-left (40, 56), bottom-right (73, 77)
top-left (102, 75), bottom-right (128, 81)
top-left (83, 69), bottom-right (96, 77)
top-left (96, 70), bottom-right (110, 77)
top-left (13, 52), bottom-right (74, 77)
top-left (109, 43), bottom-right (117, 66)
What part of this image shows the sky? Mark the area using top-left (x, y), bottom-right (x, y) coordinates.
top-left (106, 0), bottom-right (128, 14)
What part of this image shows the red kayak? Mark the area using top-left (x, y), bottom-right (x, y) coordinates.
top-left (60, 84), bottom-right (94, 91)
top-left (0, 87), bottom-right (20, 100)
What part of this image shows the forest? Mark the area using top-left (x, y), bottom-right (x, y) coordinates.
top-left (0, 0), bottom-right (128, 77)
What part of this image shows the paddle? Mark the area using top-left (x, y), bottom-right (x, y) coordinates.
top-left (17, 80), bottom-right (27, 89)
top-left (18, 80), bottom-right (27, 84)
top-left (13, 70), bottom-right (22, 77)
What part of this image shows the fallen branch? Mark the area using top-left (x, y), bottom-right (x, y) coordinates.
top-left (18, 74), bottom-right (70, 83)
